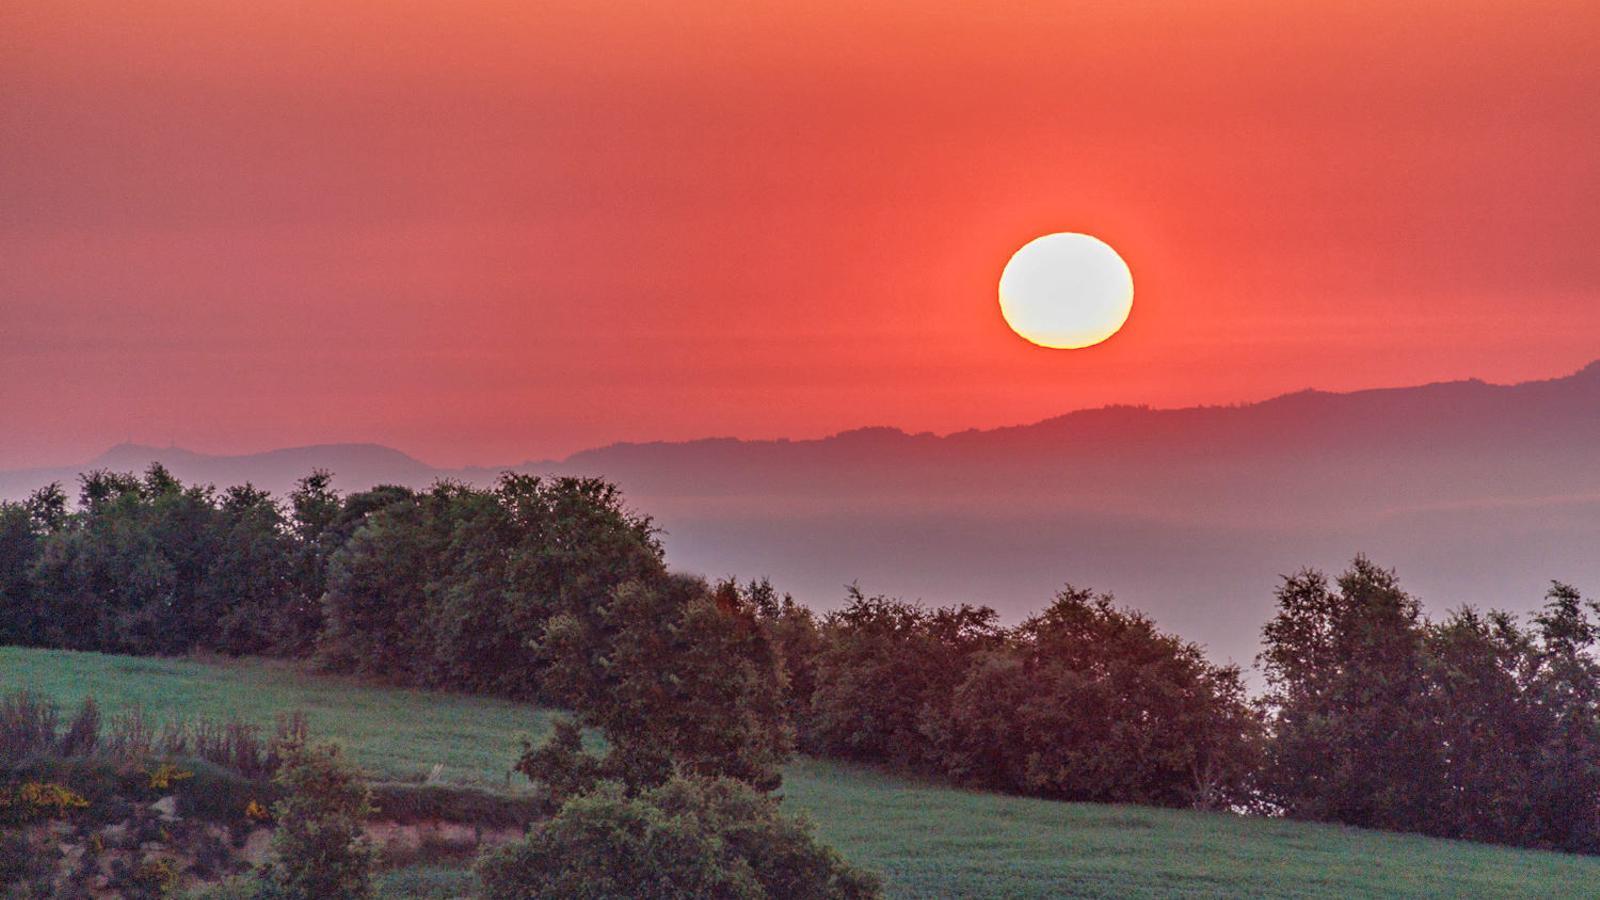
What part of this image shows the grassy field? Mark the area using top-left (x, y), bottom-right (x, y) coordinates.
top-left (6, 646), bottom-right (1600, 898)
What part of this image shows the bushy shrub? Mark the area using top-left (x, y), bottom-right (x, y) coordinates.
top-left (512, 718), bottom-right (604, 812)
top-left (256, 741), bottom-right (376, 900)
top-left (476, 776), bottom-right (881, 900)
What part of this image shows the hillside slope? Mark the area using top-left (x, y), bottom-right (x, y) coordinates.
top-left (5, 647), bottom-right (1599, 898)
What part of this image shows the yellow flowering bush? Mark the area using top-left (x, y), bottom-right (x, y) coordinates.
top-left (127, 857), bottom-right (179, 896)
top-left (0, 781), bottom-right (91, 824)
top-left (147, 762), bottom-right (194, 791)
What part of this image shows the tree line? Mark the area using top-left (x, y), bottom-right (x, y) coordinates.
top-left (3, 466), bottom-right (1600, 856)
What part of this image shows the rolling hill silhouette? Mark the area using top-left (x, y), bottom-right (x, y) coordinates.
top-left (7, 362), bottom-right (1599, 667)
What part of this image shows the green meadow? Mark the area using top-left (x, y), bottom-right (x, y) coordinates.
top-left (6, 646), bottom-right (1600, 898)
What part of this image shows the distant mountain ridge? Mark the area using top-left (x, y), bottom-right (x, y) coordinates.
top-left (15, 360), bottom-right (1600, 506)
top-left (2, 442), bottom-right (438, 501)
top-left (6, 361), bottom-right (1600, 668)
top-left (525, 361), bottom-right (1600, 527)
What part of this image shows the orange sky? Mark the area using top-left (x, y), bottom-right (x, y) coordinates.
top-left (4, 1), bottom-right (1598, 469)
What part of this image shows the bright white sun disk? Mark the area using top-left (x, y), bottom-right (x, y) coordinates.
top-left (998, 233), bottom-right (1133, 349)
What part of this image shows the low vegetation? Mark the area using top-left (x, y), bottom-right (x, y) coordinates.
top-left (477, 776), bottom-right (879, 899)
top-left (0, 685), bottom-right (554, 897)
top-left (0, 683), bottom-right (871, 899)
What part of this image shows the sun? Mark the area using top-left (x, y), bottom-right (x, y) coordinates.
top-left (998, 233), bottom-right (1133, 349)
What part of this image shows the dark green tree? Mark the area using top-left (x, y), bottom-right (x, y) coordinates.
top-left (1422, 607), bottom-right (1538, 842)
top-left (206, 484), bottom-right (300, 655)
top-left (927, 587), bottom-right (1260, 807)
top-left (30, 466), bottom-right (224, 655)
top-left (419, 483), bottom-right (520, 692)
top-left (499, 475), bottom-right (666, 701)
top-left (523, 575), bottom-right (793, 793)
top-left (805, 589), bottom-right (1001, 766)
top-left (315, 495), bottom-right (434, 681)
top-left (1259, 557), bottom-right (1440, 830)
top-left (1522, 583), bottom-right (1600, 852)
top-left (748, 580), bottom-right (827, 740)
top-left (0, 485), bottom-right (66, 646)
top-left (281, 470), bottom-right (342, 653)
